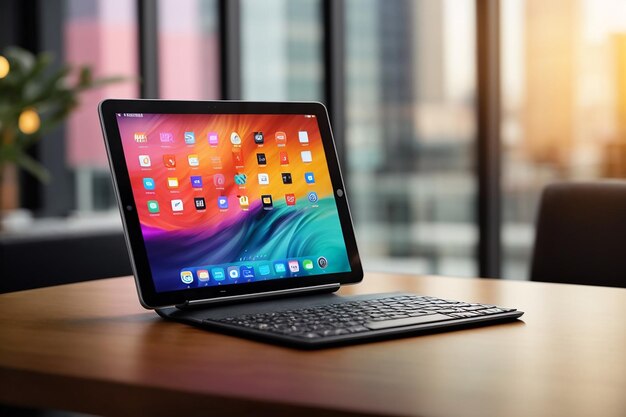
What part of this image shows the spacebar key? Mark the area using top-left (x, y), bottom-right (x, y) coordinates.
top-left (365, 314), bottom-right (454, 330)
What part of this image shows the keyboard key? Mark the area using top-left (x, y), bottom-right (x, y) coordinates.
top-left (348, 326), bottom-right (369, 333)
top-left (365, 313), bottom-right (455, 330)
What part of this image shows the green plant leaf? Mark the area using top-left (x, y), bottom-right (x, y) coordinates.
top-left (5, 46), bottom-right (36, 73)
top-left (77, 75), bottom-right (130, 90)
top-left (0, 45), bottom-right (133, 185)
top-left (15, 151), bottom-right (51, 183)
top-left (23, 66), bottom-right (72, 105)
top-left (77, 66), bottom-right (92, 87)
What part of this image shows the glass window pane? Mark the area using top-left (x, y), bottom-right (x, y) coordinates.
top-left (501, 0), bottom-right (626, 279)
top-left (65, 0), bottom-right (139, 211)
top-left (241, 0), bottom-right (323, 100)
top-left (157, 0), bottom-right (220, 99)
top-left (345, 0), bottom-right (477, 276)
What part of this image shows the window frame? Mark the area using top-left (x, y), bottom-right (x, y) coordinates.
top-left (3, 0), bottom-right (503, 277)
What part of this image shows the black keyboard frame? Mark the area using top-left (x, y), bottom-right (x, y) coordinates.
top-left (158, 292), bottom-right (524, 349)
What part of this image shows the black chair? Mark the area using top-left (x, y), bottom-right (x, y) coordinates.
top-left (529, 181), bottom-right (626, 288)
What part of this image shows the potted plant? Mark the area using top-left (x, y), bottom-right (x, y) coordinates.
top-left (0, 46), bottom-right (126, 218)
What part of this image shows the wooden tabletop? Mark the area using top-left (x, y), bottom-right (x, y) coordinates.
top-left (1, 273), bottom-right (625, 417)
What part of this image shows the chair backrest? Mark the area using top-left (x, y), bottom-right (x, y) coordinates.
top-left (529, 181), bottom-right (626, 288)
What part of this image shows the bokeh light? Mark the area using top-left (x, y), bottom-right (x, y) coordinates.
top-left (18, 108), bottom-right (41, 135)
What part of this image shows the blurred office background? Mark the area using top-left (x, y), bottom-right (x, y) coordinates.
top-left (1, 0), bottom-right (626, 281)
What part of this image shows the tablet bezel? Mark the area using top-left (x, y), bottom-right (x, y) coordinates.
top-left (99, 99), bottom-right (363, 308)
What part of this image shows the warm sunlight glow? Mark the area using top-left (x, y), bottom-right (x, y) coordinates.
top-left (18, 108), bottom-right (41, 135)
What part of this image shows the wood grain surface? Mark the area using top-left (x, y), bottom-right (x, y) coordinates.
top-left (1, 273), bottom-right (625, 417)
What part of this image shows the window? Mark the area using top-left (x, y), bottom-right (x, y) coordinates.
top-left (345, 0), bottom-right (478, 276)
top-left (65, 0), bottom-right (139, 212)
top-left (157, 0), bottom-right (219, 99)
top-left (10, 0), bottom-right (623, 279)
top-left (501, 0), bottom-right (626, 279)
top-left (240, 0), bottom-right (323, 101)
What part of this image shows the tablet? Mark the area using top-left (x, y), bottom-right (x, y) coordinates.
top-left (98, 100), bottom-right (362, 308)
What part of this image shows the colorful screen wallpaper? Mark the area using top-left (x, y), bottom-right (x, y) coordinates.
top-left (116, 113), bottom-right (351, 293)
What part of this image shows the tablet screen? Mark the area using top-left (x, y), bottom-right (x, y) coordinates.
top-left (115, 112), bottom-right (351, 293)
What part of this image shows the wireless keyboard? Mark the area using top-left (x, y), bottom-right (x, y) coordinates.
top-left (204, 294), bottom-right (524, 348)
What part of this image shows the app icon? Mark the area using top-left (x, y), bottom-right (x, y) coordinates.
top-left (257, 153), bottom-right (267, 165)
top-left (171, 199), bottom-right (183, 212)
top-left (298, 131), bottom-right (309, 144)
top-left (259, 264), bottom-right (271, 276)
top-left (301, 150), bottom-right (312, 163)
top-left (211, 267), bottom-right (226, 281)
top-left (305, 172), bottom-right (315, 183)
top-left (210, 156), bottom-right (222, 169)
top-left (163, 154), bottom-right (176, 168)
top-left (184, 131), bottom-right (195, 144)
top-left (254, 131), bottom-right (264, 144)
top-left (288, 260), bottom-right (300, 273)
top-left (217, 196), bottom-right (229, 209)
top-left (303, 259), bottom-right (314, 270)
top-left (190, 175), bottom-right (204, 188)
top-left (188, 154), bottom-right (199, 167)
top-left (230, 131), bottom-right (242, 145)
top-left (147, 200), bottom-right (159, 213)
top-left (308, 192), bottom-right (318, 203)
top-left (194, 197), bottom-right (206, 210)
top-left (213, 173), bottom-right (225, 188)
top-left (274, 262), bottom-right (286, 273)
top-left (232, 148), bottom-right (243, 166)
top-left (261, 194), bottom-right (273, 210)
top-left (197, 269), bottom-right (209, 281)
top-left (281, 173), bottom-right (292, 184)
top-left (227, 266), bottom-right (240, 279)
top-left (234, 173), bottom-right (247, 186)
top-left (285, 193), bottom-right (296, 206)
top-left (143, 178), bottom-right (155, 190)
top-left (134, 132), bottom-right (147, 143)
top-left (280, 151), bottom-right (289, 165)
top-left (275, 131), bottom-right (287, 145)
top-left (167, 177), bottom-right (179, 189)
top-left (180, 270), bottom-right (193, 284)
top-left (258, 173), bottom-right (269, 185)
top-left (317, 256), bottom-right (328, 269)
top-left (190, 176), bottom-right (203, 188)
top-left (208, 132), bottom-right (219, 146)
top-left (241, 266), bottom-right (255, 279)
top-left (238, 195), bottom-right (250, 210)
top-left (160, 132), bottom-right (174, 143)
top-left (139, 155), bottom-right (151, 167)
